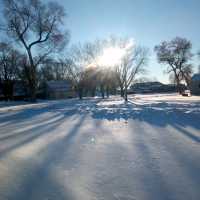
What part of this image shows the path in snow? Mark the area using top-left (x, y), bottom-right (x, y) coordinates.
top-left (0, 94), bottom-right (200, 200)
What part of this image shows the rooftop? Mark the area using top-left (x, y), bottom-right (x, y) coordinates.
top-left (192, 74), bottom-right (200, 81)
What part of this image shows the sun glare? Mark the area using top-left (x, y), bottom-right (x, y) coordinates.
top-left (96, 38), bottom-right (135, 67)
top-left (97, 47), bottom-right (126, 67)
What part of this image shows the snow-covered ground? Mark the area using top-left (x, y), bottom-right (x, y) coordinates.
top-left (0, 94), bottom-right (200, 200)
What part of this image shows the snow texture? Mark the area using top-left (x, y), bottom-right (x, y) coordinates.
top-left (0, 94), bottom-right (200, 200)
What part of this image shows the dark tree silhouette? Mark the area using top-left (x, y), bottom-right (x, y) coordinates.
top-left (155, 37), bottom-right (193, 92)
top-left (0, 42), bottom-right (21, 100)
top-left (2, 0), bottom-right (68, 101)
top-left (114, 39), bottom-right (148, 101)
top-left (67, 42), bottom-right (101, 99)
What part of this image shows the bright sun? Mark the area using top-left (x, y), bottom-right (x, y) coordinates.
top-left (97, 47), bottom-right (125, 67)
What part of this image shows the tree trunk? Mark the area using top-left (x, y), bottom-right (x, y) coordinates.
top-left (79, 93), bottom-right (82, 100)
top-left (183, 73), bottom-right (191, 90)
top-left (78, 87), bottom-right (83, 100)
top-left (120, 87), bottom-right (124, 97)
top-left (106, 86), bottom-right (109, 98)
top-left (27, 48), bottom-right (37, 102)
top-left (124, 89), bottom-right (128, 101)
top-left (91, 87), bottom-right (96, 97)
top-left (29, 81), bottom-right (37, 102)
top-left (124, 79), bottom-right (128, 101)
top-left (100, 85), bottom-right (105, 99)
top-left (176, 78), bottom-right (182, 94)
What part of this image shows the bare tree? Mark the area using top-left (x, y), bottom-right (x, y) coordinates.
top-left (0, 42), bottom-right (21, 99)
top-left (115, 44), bottom-right (148, 101)
top-left (100, 36), bottom-right (148, 100)
top-left (39, 58), bottom-right (71, 82)
top-left (180, 64), bottom-right (193, 87)
top-left (67, 42), bottom-right (101, 99)
top-left (67, 44), bottom-right (89, 99)
top-left (155, 37), bottom-right (193, 93)
top-left (95, 66), bottom-right (118, 98)
top-left (68, 38), bottom-right (147, 100)
top-left (2, 0), bottom-right (68, 101)
top-left (0, 43), bottom-right (19, 81)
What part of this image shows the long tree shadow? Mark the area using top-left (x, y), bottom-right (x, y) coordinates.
top-left (6, 114), bottom-right (87, 200)
top-left (0, 99), bottom-right (99, 160)
top-left (88, 99), bottom-right (200, 143)
top-left (1, 98), bottom-right (198, 144)
top-left (0, 100), bottom-right (76, 126)
top-left (0, 98), bottom-right (93, 200)
top-left (0, 98), bottom-right (102, 126)
top-left (0, 115), bottom-right (67, 158)
top-left (0, 97), bottom-right (199, 199)
top-left (173, 124), bottom-right (200, 143)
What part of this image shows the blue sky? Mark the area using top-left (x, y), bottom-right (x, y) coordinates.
top-left (59, 0), bottom-right (200, 83)
top-left (0, 0), bottom-right (199, 83)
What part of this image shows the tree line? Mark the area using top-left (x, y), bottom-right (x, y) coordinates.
top-left (0, 0), bottom-right (199, 101)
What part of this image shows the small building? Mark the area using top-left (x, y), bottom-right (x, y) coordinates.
top-left (190, 74), bottom-right (200, 95)
top-left (45, 80), bottom-right (75, 99)
top-left (129, 81), bottom-right (178, 94)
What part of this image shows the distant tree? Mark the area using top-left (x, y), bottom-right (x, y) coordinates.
top-left (2, 0), bottom-right (68, 101)
top-left (155, 37), bottom-right (193, 92)
top-left (80, 67), bottom-right (98, 97)
top-left (96, 68), bottom-right (118, 98)
top-left (108, 37), bottom-right (148, 101)
top-left (38, 59), bottom-right (56, 82)
top-left (180, 64), bottom-right (193, 86)
top-left (72, 62), bottom-right (118, 99)
top-left (81, 39), bottom-right (120, 99)
top-left (39, 58), bottom-right (72, 83)
top-left (67, 43), bottom-right (93, 99)
top-left (67, 41), bottom-right (103, 99)
top-left (102, 36), bottom-right (148, 100)
top-left (102, 36), bottom-right (126, 97)
top-left (120, 47), bottom-right (147, 101)
top-left (169, 64), bottom-right (193, 87)
top-left (0, 42), bottom-right (21, 100)
top-left (68, 38), bottom-right (147, 101)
